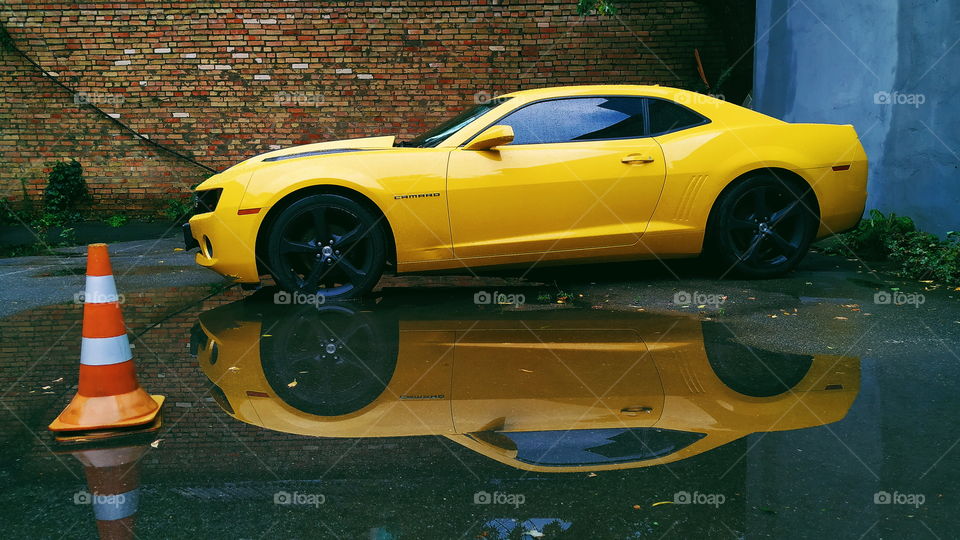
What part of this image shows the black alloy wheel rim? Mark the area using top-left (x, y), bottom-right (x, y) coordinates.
top-left (726, 184), bottom-right (808, 268)
top-left (277, 205), bottom-right (375, 297)
top-left (264, 307), bottom-right (386, 416)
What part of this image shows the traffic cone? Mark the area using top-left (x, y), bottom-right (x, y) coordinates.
top-left (71, 444), bottom-right (149, 540)
top-left (49, 243), bottom-right (164, 440)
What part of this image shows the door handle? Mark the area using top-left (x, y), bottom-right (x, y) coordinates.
top-left (621, 154), bottom-right (655, 164)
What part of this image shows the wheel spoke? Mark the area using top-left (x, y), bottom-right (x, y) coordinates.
top-left (310, 207), bottom-right (330, 242)
top-left (769, 199), bottom-right (801, 226)
top-left (337, 258), bottom-right (367, 284)
top-left (730, 217), bottom-right (757, 230)
top-left (280, 239), bottom-right (315, 254)
top-left (334, 224), bottom-right (364, 248)
top-left (739, 233), bottom-right (764, 262)
top-left (767, 230), bottom-right (796, 254)
top-left (300, 260), bottom-right (328, 291)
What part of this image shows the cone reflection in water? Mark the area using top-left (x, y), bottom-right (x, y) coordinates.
top-left (72, 444), bottom-right (148, 540)
top-left (49, 243), bottom-right (164, 434)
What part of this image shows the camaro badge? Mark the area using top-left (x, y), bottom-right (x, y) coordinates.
top-left (394, 192), bottom-right (440, 200)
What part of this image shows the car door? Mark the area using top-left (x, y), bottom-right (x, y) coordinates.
top-left (446, 96), bottom-right (667, 258)
top-left (449, 323), bottom-right (663, 434)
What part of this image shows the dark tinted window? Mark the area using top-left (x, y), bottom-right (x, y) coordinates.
top-left (648, 98), bottom-right (707, 134)
top-left (496, 97), bottom-right (647, 144)
top-left (498, 428), bottom-right (706, 466)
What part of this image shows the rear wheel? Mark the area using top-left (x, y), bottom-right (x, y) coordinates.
top-left (707, 174), bottom-right (817, 278)
top-left (266, 194), bottom-right (387, 299)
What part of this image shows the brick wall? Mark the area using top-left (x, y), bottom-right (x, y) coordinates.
top-left (0, 1), bottom-right (727, 216)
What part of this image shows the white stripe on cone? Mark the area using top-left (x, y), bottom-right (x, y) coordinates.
top-left (80, 335), bottom-right (133, 366)
top-left (91, 487), bottom-right (140, 521)
top-left (84, 275), bottom-right (121, 304)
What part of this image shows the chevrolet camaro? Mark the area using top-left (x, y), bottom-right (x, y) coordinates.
top-left (184, 85), bottom-right (868, 298)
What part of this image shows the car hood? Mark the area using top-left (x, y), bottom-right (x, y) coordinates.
top-left (253, 135), bottom-right (397, 162)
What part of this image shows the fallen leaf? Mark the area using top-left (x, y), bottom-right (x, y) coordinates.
top-left (526, 530), bottom-right (544, 538)
top-left (150, 439), bottom-right (162, 448)
top-left (227, 366), bottom-right (240, 372)
top-left (652, 501), bottom-right (674, 507)
top-left (173, 248), bottom-right (184, 252)
top-left (632, 504), bottom-right (641, 510)
top-left (834, 316), bottom-right (848, 320)
top-left (287, 379), bottom-right (298, 388)
top-left (262, 334), bottom-right (272, 337)
top-left (587, 472), bottom-right (597, 478)
top-left (520, 368), bottom-right (534, 373)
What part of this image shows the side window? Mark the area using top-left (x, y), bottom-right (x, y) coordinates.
top-left (496, 97), bottom-right (646, 145)
top-left (648, 98), bottom-right (707, 134)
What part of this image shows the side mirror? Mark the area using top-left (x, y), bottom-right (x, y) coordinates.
top-left (463, 125), bottom-right (514, 151)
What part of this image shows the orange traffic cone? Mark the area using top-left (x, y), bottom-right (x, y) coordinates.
top-left (71, 444), bottom-right (149, 540)
top-left (49, 243), bottom-right (164, 440)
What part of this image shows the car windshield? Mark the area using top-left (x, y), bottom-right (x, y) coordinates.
top-left (398, 98), bottom-right (510, 148)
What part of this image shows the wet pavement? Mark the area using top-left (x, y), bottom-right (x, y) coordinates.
top-left (0, 248), bottom-right (958, 538)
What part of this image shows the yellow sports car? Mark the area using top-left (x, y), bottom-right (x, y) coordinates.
top-left (194, 293), bottom-right (859, 472)
top-left (185, 85), bottom-right (868, 298)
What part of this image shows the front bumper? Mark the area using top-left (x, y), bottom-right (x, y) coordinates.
top-left (186, 210), bottom-right (263, 283)
top-left (182, 222), bottom-right (199, 250)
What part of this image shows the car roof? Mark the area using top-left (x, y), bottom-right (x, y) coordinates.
top-left (499, 84), bottom-right (700, 101)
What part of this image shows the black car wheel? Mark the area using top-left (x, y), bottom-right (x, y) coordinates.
top-left (266, 194), bottom-right (387, 299)
top-left (707, 174), bottom-right (818, 278)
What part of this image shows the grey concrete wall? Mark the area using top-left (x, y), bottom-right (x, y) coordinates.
top-left (753, 0), bottom-right (959, 235)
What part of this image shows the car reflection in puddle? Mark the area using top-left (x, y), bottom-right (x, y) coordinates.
top-left (194, 291), bottom-right (860, 473)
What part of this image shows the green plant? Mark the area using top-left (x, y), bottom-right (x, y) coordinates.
top-left (163, 197), bottom-right (193, 223)
top-left (825, 209), bottom-right (916, 260)
top-left (824, 210), bottom-right (960, 286)
top-left (43, 159), bottom-right (88, 220)
top-left (106, 214), bottom-right (128, 228)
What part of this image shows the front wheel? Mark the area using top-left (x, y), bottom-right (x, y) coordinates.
top-left (706, 175), bottom-right (818, 278)
top-left (266, 194), bottom-right (387, 299)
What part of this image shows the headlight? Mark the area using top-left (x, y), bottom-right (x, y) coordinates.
top-left (194, 188), bottom-right (223, 214)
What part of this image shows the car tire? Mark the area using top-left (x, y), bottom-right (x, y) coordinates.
top-left (266, 194), bottom-right (387, 299)
top-left (706, 174), bottom-right (818, 279)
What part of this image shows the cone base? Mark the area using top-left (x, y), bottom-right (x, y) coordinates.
top-left (52, 399), bottom-right (164, 444)
top-left (49, 394), bottom-right (165, 433)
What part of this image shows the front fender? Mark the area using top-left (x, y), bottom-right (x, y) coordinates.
top-left (239, 148), bottom-right (454, 264)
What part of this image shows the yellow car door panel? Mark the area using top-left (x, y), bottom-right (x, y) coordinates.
top-left (446, 96), bottom-right (667, 258)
